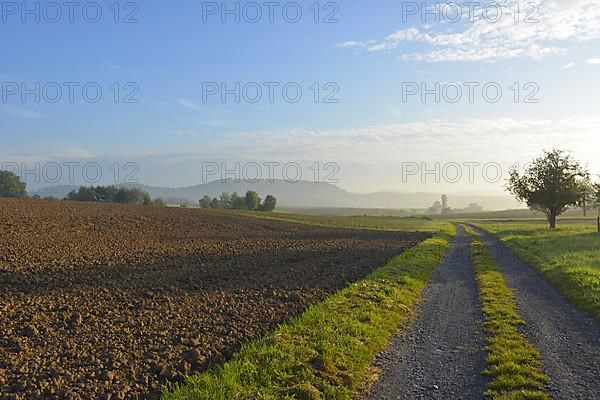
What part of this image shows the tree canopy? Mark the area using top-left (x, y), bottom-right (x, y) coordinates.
top-left (259, 195), bottom-right (277, 212)
top-left (66, 186), bottom-right (152, 205)
top-left (0, 171), bottom-right (27, 198)
top-left (244, 191), bottom-right (260, 211)
top-left (506, 149), bottom-right (589, 228)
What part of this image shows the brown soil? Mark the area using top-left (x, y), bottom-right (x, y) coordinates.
top-left (0, 199), bottom-right (428, 400)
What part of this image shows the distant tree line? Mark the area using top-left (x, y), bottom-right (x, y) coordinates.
top-left (199, 191), bottom-right (277, 211)
top-left (65, 185), bottom-right (166, 205)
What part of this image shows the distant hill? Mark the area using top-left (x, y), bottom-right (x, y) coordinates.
top-left (32, 179), bottom-right (518, 210)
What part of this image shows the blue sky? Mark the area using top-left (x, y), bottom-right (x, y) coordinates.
top-left (2, 0), bottom-right (600, 193)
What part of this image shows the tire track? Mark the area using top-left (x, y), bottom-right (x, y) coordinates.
top-left (470, 225), bottom-right (600, 400)
top-left (367, 225), bottom-right (488, 399)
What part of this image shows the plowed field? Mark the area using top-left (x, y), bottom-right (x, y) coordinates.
top-left (0, 199), bottom-right (428, 399)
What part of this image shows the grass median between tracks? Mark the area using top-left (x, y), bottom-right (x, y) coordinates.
top-left (469, 229), bottom-right (550, 400)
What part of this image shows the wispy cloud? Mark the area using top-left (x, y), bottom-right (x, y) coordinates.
top-left (343, 0), bottom-right (600, 62)
top-left (337, 40), bottom-right (375, 48)
top-left (587, 58), bottom-right (600, 64)
top-left (177, 98), bottom-right (202, 111)
top-left (216, 117), bottom-right (600, 165)
top-left (562, 62), bottom-right (575, 69)
top-left (0, 105), bottom-right (44, 119)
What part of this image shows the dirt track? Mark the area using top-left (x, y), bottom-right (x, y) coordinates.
top-left (0, 199), bottom-right (428, 400)
top-left (367, 224), bottom-right (488, 399)
top-left (471, 225), bottom-right (600, 400)
top-left (369, 224), bottom-right (600, 400)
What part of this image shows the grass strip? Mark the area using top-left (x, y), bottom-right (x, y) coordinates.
top-left (469, 229), bottom-right (550, 400)
top-left (163, 225), bottom-right (455, 400)
top-left (475, 223), bottom-right (600, 320)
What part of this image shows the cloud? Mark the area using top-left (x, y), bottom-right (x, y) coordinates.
top-left (0, 105), bottom-right (44, 119)
top-left (337, 40), bottom-right (375, 48)
top-left (562, 62), bottom-right (575, 69)
top-left (214, 117), bottom-right (600, 166)
top-left (587, 58), bottom-right (600, 64)
top-left (10, 117), bottom-right (596, 194)
top-left (177, 98), bottom-right (202, 111)
top-left (344, 0), bottom-right (600, 62)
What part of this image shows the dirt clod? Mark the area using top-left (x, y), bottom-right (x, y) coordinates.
top-left (21, 325), bottom-right (39, 338)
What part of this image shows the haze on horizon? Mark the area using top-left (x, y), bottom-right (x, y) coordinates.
top-left (2, 0), bottom-right (599, 198)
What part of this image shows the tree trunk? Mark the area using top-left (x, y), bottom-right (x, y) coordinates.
top-left (548, 211), bottom-right (557, 229)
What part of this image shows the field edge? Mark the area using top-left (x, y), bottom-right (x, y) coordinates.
top-left (470, 223), bottom-right (600, 321)
top-left (162, 224), bottom-right (455, 400)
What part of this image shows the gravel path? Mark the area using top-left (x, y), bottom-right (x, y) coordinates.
top-left (471, 225), bottom-right (600, 400)
top-left (367, 225), bottom-right (488, 399)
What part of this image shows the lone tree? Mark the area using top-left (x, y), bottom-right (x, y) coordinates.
top-left (506, 149), bottom-right (589, 229)
top-left (0, 171), bottom-right (27, 198)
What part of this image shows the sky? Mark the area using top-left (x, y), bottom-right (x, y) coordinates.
top-left (1, 0), bottom-right (599, 194)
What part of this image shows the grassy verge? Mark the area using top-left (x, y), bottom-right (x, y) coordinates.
top-left (163, 224), bottom-right (455, 400)
top-left (468, 229), bottom-right (550, 400)
top-left (471, 222), bottom-right (600, 320)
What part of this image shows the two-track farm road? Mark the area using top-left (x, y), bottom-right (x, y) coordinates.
top-left (368, 224), bottom-right (600, 400)
top-left (471, 226), bottom-right (600, 400)
top-left (368, 225), bottom-right (488, 399)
